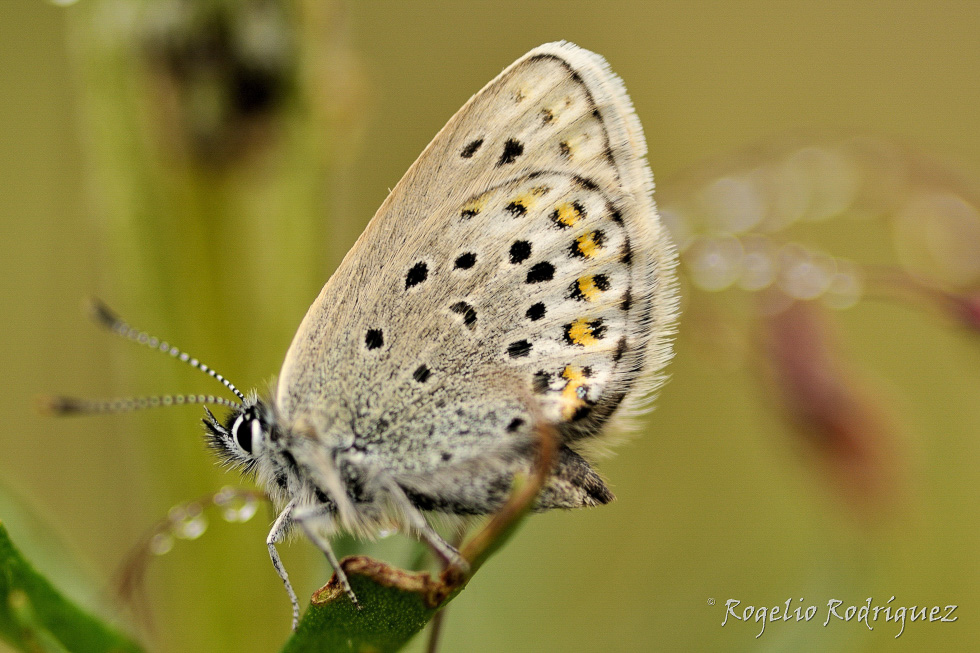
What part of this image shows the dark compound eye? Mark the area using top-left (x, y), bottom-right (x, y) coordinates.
top-left (232, 414), bottom-right (254, 454)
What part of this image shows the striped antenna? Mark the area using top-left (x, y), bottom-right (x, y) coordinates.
top-left (39, 393), bottom-right (242, 417)
top-left (88, 298), bottom-right (246, 402)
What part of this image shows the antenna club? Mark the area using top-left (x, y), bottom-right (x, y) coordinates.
top-left (87, 297), bottom-right (121, 330)
top-left (36, 395), bottom-right (86, 416)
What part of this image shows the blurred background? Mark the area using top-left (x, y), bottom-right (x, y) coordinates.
top-left (3, 1), bottom-right (980, 651)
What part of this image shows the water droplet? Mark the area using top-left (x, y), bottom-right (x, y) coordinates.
top-left (823, 263), bottom-right (863, 310)
top-left (738, 235), bottom-right (776, 291)
top-left (171, 505), bottom-right (208, 540)
top-left (699, 174), bottom-right (765, 234)
top-left (894, 192), bottom-right (980, 286)
top-left (150, 532), bottom-right (174, 555)
top-left (213, 486), bottom-right (237, 506)
top-left (686, 236), bottom-right (744, 292)
top-left (222, 495), bottom-right (259, 523)
top-left (760, 157), bottom-right (809, 231)
top-left (790, 147), bottom-right (860, 222)
top-left (778, 244), bottom-right (835, 300)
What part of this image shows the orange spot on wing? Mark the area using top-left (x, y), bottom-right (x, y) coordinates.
top-left (553, 201), bottom-right (585, 228)
top-left (461, 195), bottom-right (487, 218)
top-left (576, 276), bottom-right (603, 302)
top-left (575, 231), bottom-right (602, 258)
top-left (566, 317), bottom-right (602, 346)
top-left (560, 365), bottom-right (590, 420)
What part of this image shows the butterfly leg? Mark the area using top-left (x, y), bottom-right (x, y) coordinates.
top-left (380, 477), bottom-right (470, 574)
top-left (267, 500), bottom-right (300, 630)
top-left (292, 503), bottom-right (360, 608)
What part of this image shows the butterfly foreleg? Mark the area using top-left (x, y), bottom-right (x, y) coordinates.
top-left (267, 500), bottom-right (300, 629)
top-left (292, 502), bottom-right (361, 608)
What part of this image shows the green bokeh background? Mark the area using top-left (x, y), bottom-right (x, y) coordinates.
top-left (3, 1), bottom-right (980, 651)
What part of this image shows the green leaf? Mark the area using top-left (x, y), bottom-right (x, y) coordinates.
top-left (0, 521), bottom-right (143, 653)
top-left (280, 556), bottom-right (460, 653)
top-left (279, 425), bottom-right (559, 653)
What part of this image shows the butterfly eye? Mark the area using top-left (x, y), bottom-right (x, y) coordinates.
top-left (231, 414), bottom-right (254, 454)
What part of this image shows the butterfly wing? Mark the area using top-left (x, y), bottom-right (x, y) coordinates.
top-left (276, 41), bottom-right (677, 511)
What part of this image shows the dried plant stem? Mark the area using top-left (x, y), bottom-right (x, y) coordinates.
top-left (457, 421), bottom-right (558, 575)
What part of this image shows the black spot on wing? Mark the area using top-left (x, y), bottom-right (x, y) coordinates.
top-left (569, 229), bottom-right (605, 259)
top-left (526, 261), bottom-right (555, 283)
top-left (365, 329), bottom-right (384, 350)
top-left (591, 320), bottom-right (607, 340)
top-left (461, 138), bottom-right (484, 158)
top-left (405, 262), bottom-right (428, 289)
top-left (454, 252), bottom-right (477, 269)
top-left (507, 340), bottom-right (533, 358)
top-left (450, 301), bottom-right (478, 328)
top-left (497, 139), bottom-right (524, 166)
top-left (550, 201), bottom-right (586, 230)
top-left (562, 318), bottom-right (606, 346)
top-left (505, 200), bottom-right (527, 217)
top-left (509, 240), bottom-right (532, 264)
top-left (561, 391), bottom-right (628, 445)
top-left (532, 371), bottom-right (550, 393)
top-left (526, 302), bottom-right (546, 321)
top-left (568, 274), bottom-right (610, 301)
top-left (413, 365), bottom-right (431, 383)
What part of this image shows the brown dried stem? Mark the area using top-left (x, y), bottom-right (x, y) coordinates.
top-left (456, 421), bottom-right (558, 575)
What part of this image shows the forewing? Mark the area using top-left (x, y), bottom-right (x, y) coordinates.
top-left (276, 41), bottom-right (677, 478)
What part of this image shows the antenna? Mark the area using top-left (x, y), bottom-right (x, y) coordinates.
top-left (40, 393), bottom-right (242, 417)
top-left (88, 298), bottom-right (246, 402)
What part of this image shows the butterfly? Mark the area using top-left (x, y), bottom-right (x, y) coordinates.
top-left (54, 41), bottom-right (678, 629)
